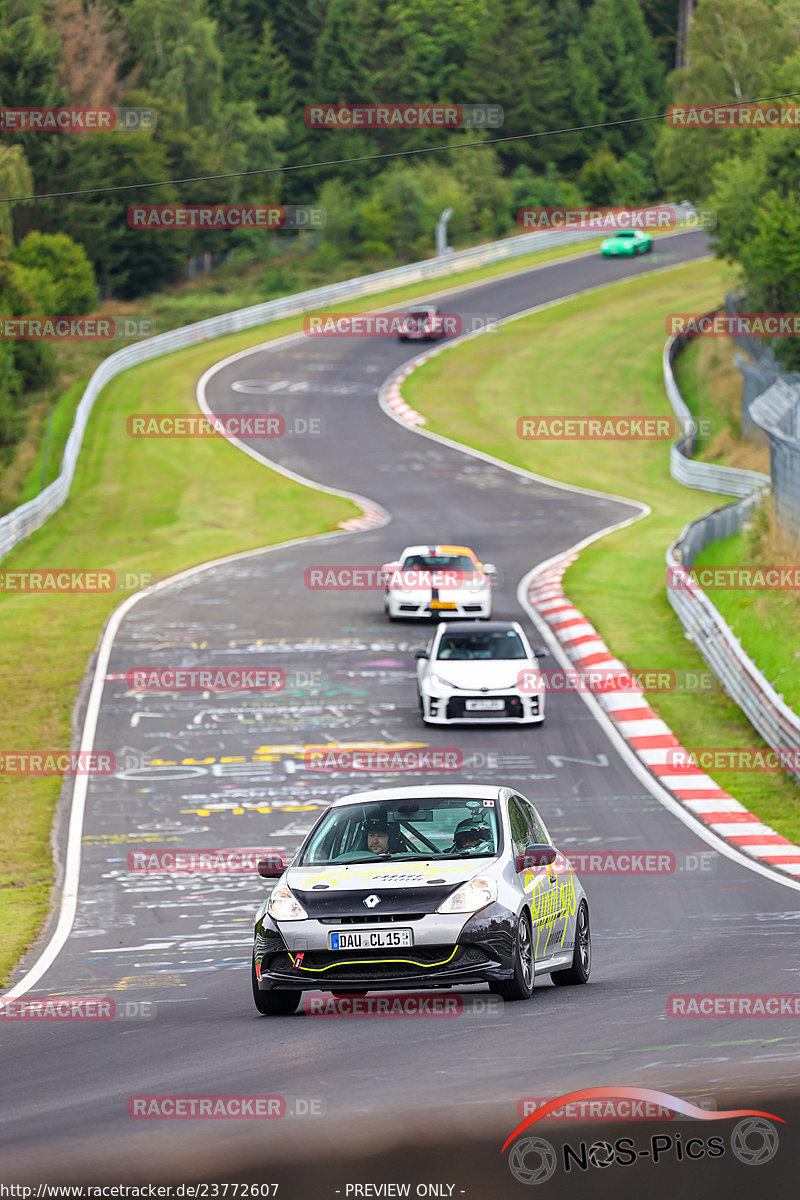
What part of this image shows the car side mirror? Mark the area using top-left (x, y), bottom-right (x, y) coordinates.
top-left (412, 648), bottom-right (428, 660)
top-left (533, 646), bottom-right (549, 658)
top-left (257, 853), bottom-right (286, 879)
top-left (515, 844), bottom-right (557, 872)
top-left (483, 563), bottom-right (497, 576)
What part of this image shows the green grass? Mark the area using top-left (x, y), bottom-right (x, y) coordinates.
top-left (672, 334), bottom-right (770, 473)
top-left (404, 258), bottom-right (800, 842)
top-left (694, 527), bottom-right (800, 716)
top-left (677, 338), bottom-right (795, 724)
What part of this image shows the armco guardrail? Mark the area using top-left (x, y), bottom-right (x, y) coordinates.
top-left (751, 376), bottom-right (800, 547)
top-left (664, 331), bottom-right (770, 497)
top-left (0, 204), bottom-right (695, 563)
top-left (667, 524), bottom-right (800, 785)
top-left (664, 334), bottom-right (800, 782)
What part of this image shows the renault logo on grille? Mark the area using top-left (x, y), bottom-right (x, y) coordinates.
top-left (364, 894), bottom-right (381, 908)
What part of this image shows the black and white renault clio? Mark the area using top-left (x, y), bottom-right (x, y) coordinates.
top-left (251, 784), bottom-right (590, 1015)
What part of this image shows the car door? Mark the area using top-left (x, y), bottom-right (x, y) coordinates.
top-left (417, 628), bottom-right (439, 687)
top-left (507, 796), bottom-right (560, 963)
top-left (519, 798), bottom-right (571, 956)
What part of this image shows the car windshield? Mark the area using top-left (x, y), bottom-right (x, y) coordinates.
top-left (614, 232), bottom-right (635, 238)
top-left (436, 629), bottom-right (527, 660)
top-left (299, 796), bottom-right (500, 865)
top-left (402, 553), bottom-right (475, 573)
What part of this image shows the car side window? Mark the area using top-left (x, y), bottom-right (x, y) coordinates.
top-left (508, 798), bottom-right (534, 856)
top-left (520, 798), bottom-right (549, 846)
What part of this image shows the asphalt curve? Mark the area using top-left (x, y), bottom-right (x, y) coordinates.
top-left (3, 230), bottom-right (799, 1195)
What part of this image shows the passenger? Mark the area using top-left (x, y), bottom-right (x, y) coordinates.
top-left (448, 819), bottom-right (491, 853)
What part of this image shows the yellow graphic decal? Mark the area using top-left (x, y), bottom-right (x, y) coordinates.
top-left (286, 947), bottom-right (459, 972)
top-left (297, 859), bottom-right (463, 889)
top-left (527, 868), bottom-right (576, 957)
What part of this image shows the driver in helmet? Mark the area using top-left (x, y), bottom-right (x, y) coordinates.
top-left (447, 818), bottom-right (492, 854)
top-left (364, 815), bottom-right (393, 856)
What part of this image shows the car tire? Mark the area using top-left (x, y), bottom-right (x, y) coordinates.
top-left (251, 959), bottom-right (301, 1016)
top-left (551, 901), bottom-right (591, 986)
top-left (490, 909), bottom-right (534, 1001)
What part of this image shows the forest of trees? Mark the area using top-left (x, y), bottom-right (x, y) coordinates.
top-left (1, 0), bottom-right (799, 452)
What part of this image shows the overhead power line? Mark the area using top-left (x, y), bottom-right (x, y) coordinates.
top-left (1, 90), bottom-right (799, 205)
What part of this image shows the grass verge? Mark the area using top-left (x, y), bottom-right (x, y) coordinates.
top-left (693, 515), bottom-right (800, 716)
top-left (404, 258), bottom-right (800, 842)
top-left (672, 334), bottom-right (769, 472)
top-left (676, 336), bottom-right (799, 723)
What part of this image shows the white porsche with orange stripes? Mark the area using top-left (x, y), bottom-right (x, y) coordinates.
top-left (381, 544), bottom-right (496, 621)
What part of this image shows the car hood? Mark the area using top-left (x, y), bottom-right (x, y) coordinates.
top-left (427, 660), bottom-right (530, 689)
top-left (286, 858), bottom-right (491, 893)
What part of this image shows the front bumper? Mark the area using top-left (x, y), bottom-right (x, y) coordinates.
top-left (386, 590), bottom-right (491, 619)
top-left (253, 905), bottom-right (516, 992)
top-left (419, 687), bottom-right (544, 724)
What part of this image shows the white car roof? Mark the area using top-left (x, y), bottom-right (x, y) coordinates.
top-left (329, 783), bottom-right (505, 808)
top-left (397, 545), bottom-right (475, 558)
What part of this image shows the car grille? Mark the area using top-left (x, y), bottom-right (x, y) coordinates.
top-left (296, 883), bottom-right (457, 919)
top-left (318, 914), bottom-right (426, 925)
top-left (267, 944), bottom-right (489, 981)
top-left (446, 695), bottom-right (523, 719)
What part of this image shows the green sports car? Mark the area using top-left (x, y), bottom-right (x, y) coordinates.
top-left (600, 229), bottom-right (653, 256)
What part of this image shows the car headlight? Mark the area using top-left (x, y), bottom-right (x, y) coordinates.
top-left (429, 673), bottom-right (456, 690)
top-left (267, 884), bottom-right (308, 921)
top-left (437, 876), bottom-right (497, 914)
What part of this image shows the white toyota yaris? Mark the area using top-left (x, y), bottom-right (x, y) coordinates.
top-left (415, 620), bottom-right (547, 724)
